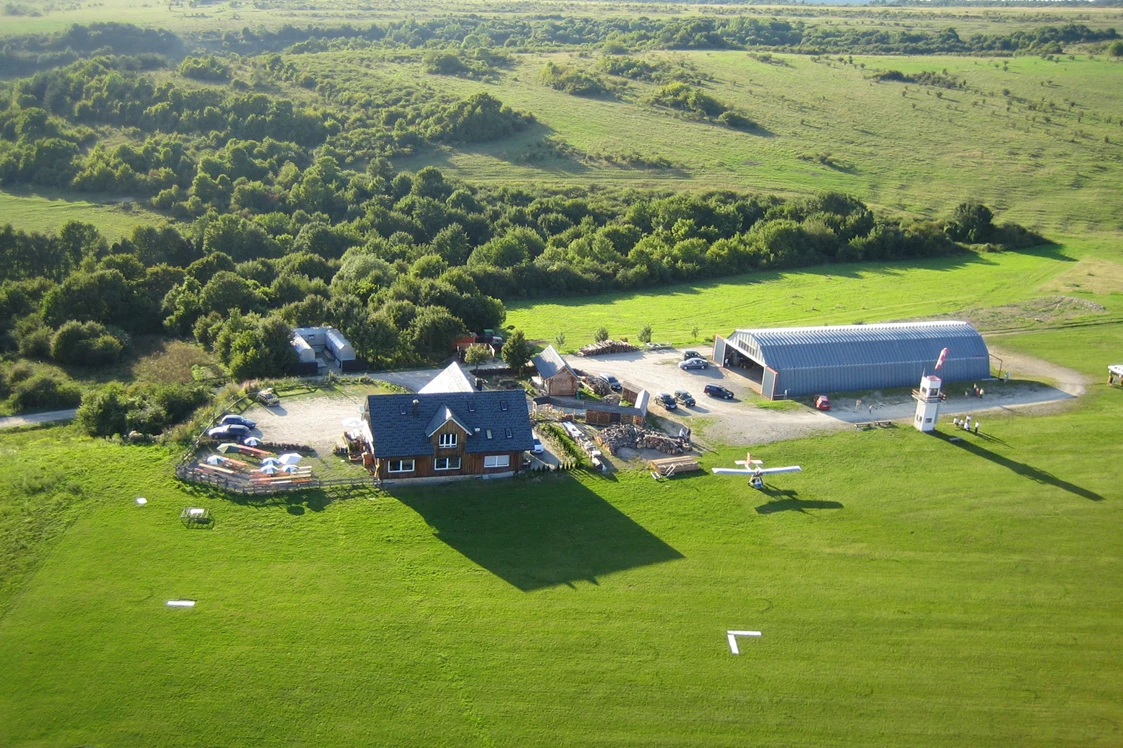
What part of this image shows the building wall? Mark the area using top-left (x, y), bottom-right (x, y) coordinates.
top-left (377, 451), bottom-right (523, 480)
top-left (772, 357), bottom-right (991, 399)
top-left (544, 370), bottom-right (578, 397)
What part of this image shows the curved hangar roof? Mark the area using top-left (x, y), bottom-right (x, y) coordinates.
top-left (726, 321), bottom-right (990, 397)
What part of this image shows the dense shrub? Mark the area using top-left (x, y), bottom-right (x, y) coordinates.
top-left (8, 374), bottom-right (81, 412)
top-left (179, 56), bottom-right (230, 81)
top-left (49, 320), bottom-right (124, 366)
top-left (76, 381), bottom-right (211, 437)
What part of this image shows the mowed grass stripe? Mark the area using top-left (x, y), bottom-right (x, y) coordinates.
top-left (506, 242), bottom-right (1105, 349)
top-left (0, 317), bottom-right (1120, 745)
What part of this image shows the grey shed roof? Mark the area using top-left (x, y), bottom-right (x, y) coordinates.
top-left (728, 321), bottom-right (989, 371)
top-left (366, 391), bottom-right (533, 459)
top-left (532, 345), bottom-right (574, 380)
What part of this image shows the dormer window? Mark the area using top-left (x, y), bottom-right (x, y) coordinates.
top-left (485, 429), bottom-right (493, 439)
top-left (505, 428), bottom-right (512, 439)
top-left (438, 433), bottom-right (457, 448)
top-left (467, 401), bottom-right (476, 412)
top-left (500, 401), bottom-right (508, 411)
top-left (398, 404), bottom-right (407, 415)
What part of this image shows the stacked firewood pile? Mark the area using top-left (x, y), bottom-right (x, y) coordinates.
top-left (578, 340), bottom-right (639, 357)
top-left (581, 375), bottom-right (612, 397)
top-left (595, 424), bottom-right (688, 455)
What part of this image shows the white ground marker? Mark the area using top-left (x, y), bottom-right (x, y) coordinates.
top-left (727, 630), bottom-right (762, 655)
top-left (166, 600), bottom-right (196, 608)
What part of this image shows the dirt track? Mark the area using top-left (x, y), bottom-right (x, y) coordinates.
top-left (564, 346), bottom-right (1088, 447)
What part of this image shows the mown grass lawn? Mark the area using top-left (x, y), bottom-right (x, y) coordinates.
top-left (507, 238), bottom-right (1122, 350)
top-left (0, 319), bottom-right (1119, 746)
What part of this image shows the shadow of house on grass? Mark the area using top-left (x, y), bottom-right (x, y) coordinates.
top-left (394, 474), bottom-right (683, 591)
top-left (935, 430), bottom-right (1104, 502)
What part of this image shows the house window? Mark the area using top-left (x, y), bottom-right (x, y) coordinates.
top-left (500, 400), bottom-right (508, 411)
top-left (484, 455), bottom-right (510, 469)
top-left (438, 433), bottom-right (457, 448)
top-left (434, 456), bottom-right (461, 471)
top-left (399, 404), bottom-right (408, 415)
top-left (485, 429), bottom-right (493, 439)
top-left (467, 402), bottom-right (476, 412)
top-left (505, 428), bottom-right (512, 439)
top-left (387, 459), bottom-right (415, 473)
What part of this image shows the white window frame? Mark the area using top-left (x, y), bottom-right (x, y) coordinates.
top-left (438, 432), bottom-right (457, 448)
top-left (434, 456), bottom-right (461, 471)
top-left (483, 454), bottom-right (510, 469)
top-left (387, 459), bottom-right (415, 473)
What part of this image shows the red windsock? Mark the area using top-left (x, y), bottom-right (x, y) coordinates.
top-left (934, 347), bottom-right (949, 370)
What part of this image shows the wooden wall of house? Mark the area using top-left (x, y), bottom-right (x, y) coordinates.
top-left (545, 370), bottom-right (578, 397)
top-left (377, 450), bottom-right (524, 480)
top-left (586, 408), bottom-right (642, 426)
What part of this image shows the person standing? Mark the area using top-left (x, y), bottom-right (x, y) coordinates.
top-left (974, 421), bottom-right (980, 434)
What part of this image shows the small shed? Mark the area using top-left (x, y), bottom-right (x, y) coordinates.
top-left (532, 345), bottom-right (579, 397)
top-left (1109, 364), bottom-right (1123, 386)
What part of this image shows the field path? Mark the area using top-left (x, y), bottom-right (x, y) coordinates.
top-left (0, 409), bottom-right (77, 430)
top-left (987, 345), bottom-right (1091, 397)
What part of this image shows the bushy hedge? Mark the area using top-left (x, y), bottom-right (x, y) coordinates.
top-left (8, 374), bottom-right (81, 412)
top-left (76, 381), bottom-right (211, 437)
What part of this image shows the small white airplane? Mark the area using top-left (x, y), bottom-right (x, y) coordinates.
top-left (711, 452), bottom-right (803, 489)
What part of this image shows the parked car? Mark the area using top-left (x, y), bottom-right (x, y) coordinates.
top-left (655, 392), bottom-right (678, 410)
top-left (220, 414), bottom-right (256, 429)
top-left (674, 389), bottom-right (696, 406)
top-left (682, 350), bottom-right (701, 361)
top-left (531, 434), bottom-right (545, 455)
top-left (256, 388), bottom-right (279, 406)
top-left (815, 395), bottom-right (831, 411)
top-left (703, 384), bottom-right (735, 399)
top-left (601, 374), bottom-right (622, 392)
top-left (679, 357), bottom-right (708, 370)
top-left (207, 423), bottom-right (250, 439)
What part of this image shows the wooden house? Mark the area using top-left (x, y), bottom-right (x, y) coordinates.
top-left (531, 345), bottom-right (578, 397)
top-left (364, 389), bottom-right (533, 481)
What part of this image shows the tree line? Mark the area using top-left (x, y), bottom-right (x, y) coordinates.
top-left (0, 19), bottom-right (1114, 82)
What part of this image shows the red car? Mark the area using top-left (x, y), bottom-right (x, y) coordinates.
top-left (814, 395), bottom-right (831, 411)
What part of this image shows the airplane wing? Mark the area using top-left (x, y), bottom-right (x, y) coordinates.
top-left (711, 466), bottom-right (802, 476)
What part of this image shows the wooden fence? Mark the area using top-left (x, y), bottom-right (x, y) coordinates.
top-left (175, 464), bottom-right (378, 495)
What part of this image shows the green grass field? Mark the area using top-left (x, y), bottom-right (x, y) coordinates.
top-left (0, 189), bottom-right (169, 239)
top-left (0, 273), bottom-right (1120, 746)
top-left (0, 331), bottom-right (1119, 745)
top-left (383, 49), bottom-right (1123, 234)
top-left (507, 236), bottom-right (1123, 349)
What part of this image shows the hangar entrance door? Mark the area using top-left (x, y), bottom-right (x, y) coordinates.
top-left (722, 342), bottom-right (766, 394)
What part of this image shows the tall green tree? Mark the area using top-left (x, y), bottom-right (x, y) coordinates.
top-left (501, 329), bottom-right (533, 374)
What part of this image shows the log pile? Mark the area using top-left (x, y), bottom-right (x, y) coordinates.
top-left (578, 340), bottom-right (639, 357)
top-left (595, 424), bottom-right (689, 456)
top-left (581, 375), bottom-right (612, 397)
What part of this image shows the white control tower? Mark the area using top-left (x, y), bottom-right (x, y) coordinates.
top-left (912, 375), bottom-right (942, 432)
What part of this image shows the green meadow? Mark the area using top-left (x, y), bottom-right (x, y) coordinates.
top-left (0, 316), bottom-right (1120, 746)
top-left (377, 49), bottom-right (1123, 233)
top-left (507, 236), bottom-right (1123, 348)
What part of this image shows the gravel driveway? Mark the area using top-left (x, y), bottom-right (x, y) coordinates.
top-left (564, 347), bottom-right (1085, 447)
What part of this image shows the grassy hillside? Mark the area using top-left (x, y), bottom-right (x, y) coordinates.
top-left (385, 50), bottom-right (1123, 234)
top-left (506, 237), bottom-right (1123, 349)
top-left (0, 317), bottom-right (1119, 745)
top-left (0, 190), bottom-right (170, 239)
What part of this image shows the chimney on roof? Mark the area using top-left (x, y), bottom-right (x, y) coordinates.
top-left (411, 399), bottom-right (419, 416)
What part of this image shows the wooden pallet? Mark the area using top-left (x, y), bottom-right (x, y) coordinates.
top-left (649, 456), bottom-right (702, 477)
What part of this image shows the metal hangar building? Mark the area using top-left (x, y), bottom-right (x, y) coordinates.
top-left (712, 321), bottom-right (991, 400)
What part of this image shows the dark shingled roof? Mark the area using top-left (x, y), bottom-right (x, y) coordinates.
top-left (532, 344), bottom-right (573, 380)
top-left (366, 391), bottom-right (534, 459)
